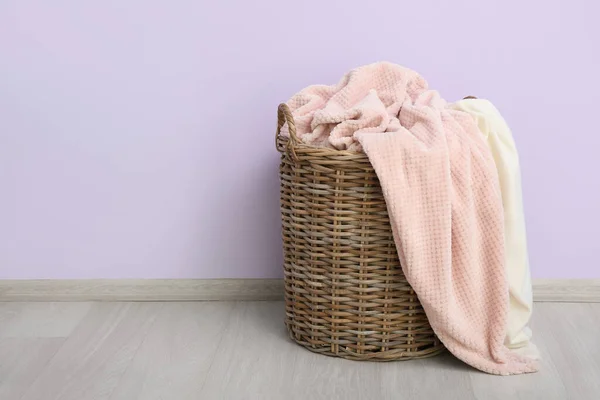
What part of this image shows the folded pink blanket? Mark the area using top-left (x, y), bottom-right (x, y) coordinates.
top-left (285, 62), bottom-right (538, 375)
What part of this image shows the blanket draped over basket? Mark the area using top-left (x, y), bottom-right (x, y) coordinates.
top-left (281, 62), bottom-right (538, 375)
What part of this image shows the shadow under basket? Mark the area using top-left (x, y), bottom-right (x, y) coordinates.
top-left (276, 103), bottom-right (445, 361)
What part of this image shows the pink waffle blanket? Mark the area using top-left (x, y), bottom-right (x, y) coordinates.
top-left (285, 62), bottom-right (538, 375)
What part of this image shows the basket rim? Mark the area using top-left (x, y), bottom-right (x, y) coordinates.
top-left (276, 95), bottom-right (479, 159)
top-left (276, 136), bottom-right (370, 162)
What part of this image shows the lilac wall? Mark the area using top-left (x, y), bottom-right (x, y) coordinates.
top-left (1, 1), bottom-right (598, 279)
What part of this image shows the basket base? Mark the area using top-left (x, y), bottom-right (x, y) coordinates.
top-left (286, 324), bottom-right (445, 362)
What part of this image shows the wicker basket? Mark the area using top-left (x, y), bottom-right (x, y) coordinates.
top-left (276, 103), bottom-right (444, 361)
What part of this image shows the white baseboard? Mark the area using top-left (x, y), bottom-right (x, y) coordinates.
top-left (0, 278), bottom-right (599, 302)
top-left (532, 279), bottom-right (600, 303)
top-left (0, 279), bottom-right (284, 302)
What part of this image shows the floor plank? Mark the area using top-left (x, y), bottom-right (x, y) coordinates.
top-left (199, 302), bottom-right (302, 399)
top-left (109, 302), bottom-right (234, 400)
top-left (19, 302), bottom-right (160, 400)
top-left (0, 302), bottom-right (91, 338)
top-left (0, 338), bottom-right (64, 399)
top-left (378, 354), bottom-right (476, 400)
top-left (531, 303), bottom-right (600, 398)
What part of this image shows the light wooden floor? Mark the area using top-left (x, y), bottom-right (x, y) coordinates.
top-left (0, 301), bottom-right (598, 400)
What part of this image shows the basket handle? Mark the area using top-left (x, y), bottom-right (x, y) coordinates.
top-left (276, 104), bottom-right (300, 160)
